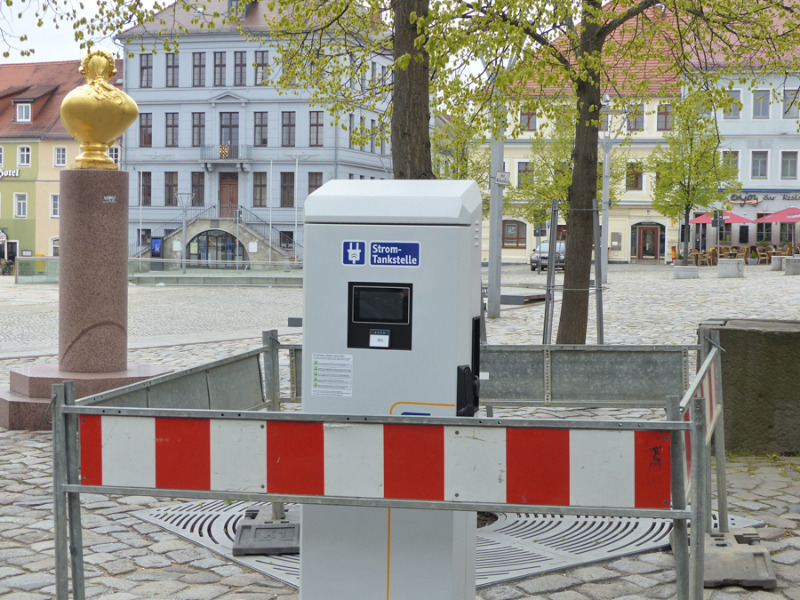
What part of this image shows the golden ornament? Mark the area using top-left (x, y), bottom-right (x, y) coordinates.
top-left (60, 48), bottom-right (139, 170)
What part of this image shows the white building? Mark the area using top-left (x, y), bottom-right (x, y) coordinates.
top-left (118, 0), bottom-right (391, 264)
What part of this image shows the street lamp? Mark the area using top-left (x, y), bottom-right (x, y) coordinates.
top-left (175, 192), bottom-right (194, 275)
top-left (598, 95), bottom-right (625, 284)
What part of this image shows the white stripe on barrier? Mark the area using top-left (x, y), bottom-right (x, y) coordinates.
top-left (210, 420), bottom-right (266, 493)
top-left (444, 426), bottom-right (506, 503)
top-left (570, 430), bottom-right (635, 508)
top-left (324, 423), bottom-right (384, 497)
top-left (102, 416), bottom-right (155, 488)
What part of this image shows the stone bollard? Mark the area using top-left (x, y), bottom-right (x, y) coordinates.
top-left (717, 258), bottom-right (744, 278)
top-left (770, 256), bottom-right (784, 271)
top-left (673, 265), bottom-right (699, 279)
top-left (784, 257), bottom-right (800, 275)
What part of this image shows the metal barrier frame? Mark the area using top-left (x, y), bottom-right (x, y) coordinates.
top-left (53, 333), bottom-right (727, 600)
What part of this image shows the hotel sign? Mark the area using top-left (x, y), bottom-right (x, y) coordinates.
top-left (0, 169), bottom-right (20, 180)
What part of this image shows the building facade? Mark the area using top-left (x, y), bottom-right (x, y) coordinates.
top-left (715, 74), bottom-right (800, 250)
top-left (119, 0), bottom-right (392, 264)
top-left (0, 61), bottom-right (85, 263)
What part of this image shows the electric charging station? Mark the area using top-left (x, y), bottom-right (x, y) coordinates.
top-left (301, 179), bottom-right (483, 599)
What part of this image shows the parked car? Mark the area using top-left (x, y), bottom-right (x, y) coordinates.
top-left (530, 241), bottom-right (566, 271)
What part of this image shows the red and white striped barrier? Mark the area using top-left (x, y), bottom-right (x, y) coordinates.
top-left (79, 415), bottom-right (672, 510)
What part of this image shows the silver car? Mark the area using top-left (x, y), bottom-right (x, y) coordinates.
top-left (530, 241), bottom-right (566, 271)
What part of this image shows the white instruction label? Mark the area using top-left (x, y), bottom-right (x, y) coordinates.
top-left (311, 353), bottom-right (353, 397)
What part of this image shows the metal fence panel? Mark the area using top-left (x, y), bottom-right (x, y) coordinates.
top-left (479, 346), bottom-right (546, 400)
top-left (207, 355), bottom-right (264, 410)
top-left (146, 372), bottom-right (211, 409)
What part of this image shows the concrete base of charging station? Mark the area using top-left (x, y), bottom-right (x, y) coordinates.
top-left (703, 529), bottom-right (777, 589)
top-left (233, 506), bottom-right (300, 556)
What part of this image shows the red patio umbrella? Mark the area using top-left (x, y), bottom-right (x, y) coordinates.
top-left (755, 206), bottom-right (800, 223)
top-left (688, 211), bottom-right (755, 224)
top-left (756, 206), bottom-right (800, 248)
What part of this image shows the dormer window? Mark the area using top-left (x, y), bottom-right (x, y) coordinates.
top-left (16, 103), bottom-right (31, 122)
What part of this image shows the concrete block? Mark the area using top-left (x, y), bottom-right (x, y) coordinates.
top-left (698, 319), bottom-right (800, 454)
top-left (673, 266), bottom-right (699, 279)
top-left (785, 257), bottom-right (800, 275)
top-left (717, 259), bottom-right (744, 278)
top-left (704, 530), bottom-right (777, 589)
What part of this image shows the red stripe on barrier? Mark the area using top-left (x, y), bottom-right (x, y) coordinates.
top-left (506, 428), bottom-right (570, 505)
top-left (266, 421), bottom-right (324, 495)
top-left (79, 415), bottom-right (103, 485)
top-left (155, 418), bottom-right (211, 491)
top-left (384, 424), bottom-right (444, 500)
top-left (634, 431), bottom-right (672, 508)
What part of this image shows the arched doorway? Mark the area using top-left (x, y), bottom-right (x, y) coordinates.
top-left (187, 229), bottom-right (249, 269)
top-left (630, 222), bottom-right (665, 262)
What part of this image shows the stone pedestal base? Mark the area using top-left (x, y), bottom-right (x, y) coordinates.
top-left (0, 363), bottom-right (171, 430)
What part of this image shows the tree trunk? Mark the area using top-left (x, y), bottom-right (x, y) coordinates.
top-left (683, 205), bottom-right (691, 265)
top-left (556, 25), bottom-right (602, 344)
top-left (391, 0), bottom-right (434, 180)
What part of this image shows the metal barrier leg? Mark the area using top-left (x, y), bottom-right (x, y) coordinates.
top-left (64, 382), bottom-right (86, 600)
top-left (667, 399), bottom-right (690, 600)
top-left (53, 384), bottom-right (69, 600)
top-left (713, 422), bottom-right (729, 534)
top-left (262, 330), bottom-right (286, 521)
top-left (262, 330), bottom-right (281, 411)
top-left (689, 398), bottom-right (707, 599)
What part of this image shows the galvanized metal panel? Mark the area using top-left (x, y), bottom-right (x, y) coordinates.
top-left (550, 349), bottom-right (685, 405)
top-left (91, 389), bottom-right (149, 408)
top-left (207, 356), bottom-right (264, 410)
top-left (147, 372), bottom-right (211, 409)
top-left (479, 346), bottom-right (546, 400)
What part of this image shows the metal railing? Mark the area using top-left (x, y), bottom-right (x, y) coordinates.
top-left (239, 206), bottom-right (304, 256)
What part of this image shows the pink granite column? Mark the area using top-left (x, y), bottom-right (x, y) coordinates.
top-left (59, 169), bottom-right (129, 372)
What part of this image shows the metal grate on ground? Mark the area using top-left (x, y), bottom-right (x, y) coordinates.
top-left (134, 501), bottom-right (760, 589)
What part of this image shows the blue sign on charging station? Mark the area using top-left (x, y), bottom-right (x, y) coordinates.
top-left (342, 241), bottom-right (420, 267)
top-left (370, 242), bottom-right (420, 267)
top-left (342, 241), bottom-right (366, 265)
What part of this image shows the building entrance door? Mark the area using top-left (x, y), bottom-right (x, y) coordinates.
top-left (219, 173), bottom-right (238, 218)
top-left (638, 226), bottom-right (659, 260)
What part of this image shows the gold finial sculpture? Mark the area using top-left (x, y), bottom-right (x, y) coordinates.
top-left (60, 48), bottom-right (139, 170)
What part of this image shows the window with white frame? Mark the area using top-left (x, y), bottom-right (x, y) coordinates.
top-left (14, 193), bottom-right (27, 218)
top-left (54, 146), bottom-right (67, 167)
top-left (17, 145), bottom-right (31, 167)
top-left (783, 90), bottom-right (799, 119)
top-left (724, 90), bottom-right (741, 119)
top-left (108, 146), bottom-right (120, 164)
top-left (722, 150), bottom-right (739, 175)
top-left (781, 151), bottom-right (797, 179)
top-left (16, 103), bottom-right (31, 122)
top-left (50, 193), bottom-right (60, 218)
top-left (51, 238), bottom-right (60, 257)
top-left (753, 90), bottom-right (770, 119)
top-left (751, 151), bottom-right (768, 179)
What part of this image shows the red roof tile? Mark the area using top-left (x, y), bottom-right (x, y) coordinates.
top-left (0, 59), bottom-right (124, 141)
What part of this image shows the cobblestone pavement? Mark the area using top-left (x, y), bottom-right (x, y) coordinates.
top-left (1, 264), bottom-right (799, 600)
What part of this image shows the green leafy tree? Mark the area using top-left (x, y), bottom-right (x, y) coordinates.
top-left (646, 89), bottom-right (741, 264)
top-left (6, 0), bottom-right (800, 342)
top-left (505, 105), bottom-right (626, 232)
top-left (431, 115), bottom-right (491, 212)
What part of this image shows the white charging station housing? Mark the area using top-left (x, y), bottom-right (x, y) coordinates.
top-left (301, 179), bottom-right (483, 600)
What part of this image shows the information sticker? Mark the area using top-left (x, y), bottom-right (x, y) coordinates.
top-left (311, 353), bottom-right (353, 397)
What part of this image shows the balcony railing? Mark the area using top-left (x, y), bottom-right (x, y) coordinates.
top-left (201, 145), bottom-right (252, 160)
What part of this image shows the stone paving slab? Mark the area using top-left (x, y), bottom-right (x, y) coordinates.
top-left (1, 264), bottom-right (799, 599)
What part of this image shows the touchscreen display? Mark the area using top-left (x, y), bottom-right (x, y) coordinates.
top-left (352, 286), bottom-right (410, 324)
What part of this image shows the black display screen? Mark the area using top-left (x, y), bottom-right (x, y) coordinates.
top-left (352, 285), bottom-right (410, 324)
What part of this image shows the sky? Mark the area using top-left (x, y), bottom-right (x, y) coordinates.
top-left (1, 1), bottom-right (133, 64)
